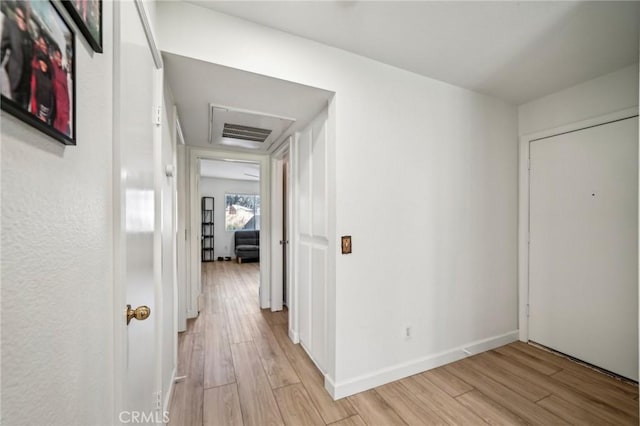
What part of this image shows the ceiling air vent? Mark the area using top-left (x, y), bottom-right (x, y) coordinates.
top-left (222, 123), bottom-right (272, 143)
top-left (209, 104), bottom-right (296, 152)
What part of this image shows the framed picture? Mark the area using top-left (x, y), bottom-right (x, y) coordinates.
top-left (0, 1), bottom-right (76, 145)
top-left (61, 0), bottom-right (101, 53)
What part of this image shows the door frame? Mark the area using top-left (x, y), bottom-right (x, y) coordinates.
top-left (517, 106), bottom-right (639, 342)
top-left (187, 147), bottom-right (272, 310)
top-left (270, 138), bottom-right (292, 313)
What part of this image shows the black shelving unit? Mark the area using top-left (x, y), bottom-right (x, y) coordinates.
top-left (201, 197), bottom-right (214, 262)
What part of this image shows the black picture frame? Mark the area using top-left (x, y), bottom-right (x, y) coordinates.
top-left (61, 0), bottom-right (101, 53)
top-left (1, 1), bottom-right (76, 146)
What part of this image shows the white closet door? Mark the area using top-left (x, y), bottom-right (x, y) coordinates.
top-left (529, 116), bottom-right (638, 381)
top-left (296, 107), bottom-right (329, 372)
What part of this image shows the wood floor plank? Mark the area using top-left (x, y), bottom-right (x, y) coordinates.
top-left (457, 389), bottom-right (528, 425)
top-left (516, 342), bottom-right (639, 399)
top-left (400, 374), bottom-right (488, 425)
top-left (375, 380), bottom-right (447, 425)
top-left (203, 383), bottom-right (243, 426)
top-left (421, 367), bottom-right (474, 397)
top-left (230, 341), bottom-right (284, 426)
top-left (183, 332), bottom-right (205, 426)
top-left (466, 352), bottom-right (551, 402)
top-left (483, 349), bottom-right (637, 425)
top-left (204, 312), bottom-right (236, 388)
top-left (167, 380), bottom-right (186, 426)
top-left (537, 395), bottom-right (611, 426)
top-left (226, 308), bottom-right (255, 344)
top-left (493, 344), bottom-right (561, 376)
top-left (272, 323), bottom-right (356, 424)
top-left (273, 383), bottom-right (325, 426)
top-left (552, 369), bottom-right (638, 418)
top-left (327, 415), bottom-right (367, 426)
top-left (443, 359), bottom-right (565, 425)
top-left (254, 334), bottom-right (301, 389)
top-left (348, 390), bottom-right (407, 426)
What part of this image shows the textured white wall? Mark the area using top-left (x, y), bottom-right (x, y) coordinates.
top-left (200, 177), bottom-right (260, 258)
top-left (519, 64), bottom-right (639, 135)
top-left (157, 2), bottom-right (518, 394)
top-left (1, 4), bottom-right (114, 426)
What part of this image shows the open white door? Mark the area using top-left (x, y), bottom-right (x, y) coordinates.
top-left (114, 1), bottom-right (164, 423)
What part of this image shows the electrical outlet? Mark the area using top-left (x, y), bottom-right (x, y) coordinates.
top-left (404, 325), bottom-right (412, 340)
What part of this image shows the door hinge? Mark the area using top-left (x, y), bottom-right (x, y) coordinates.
top-left (154, 106), bottom-right (162, 126)
top-left (153, 391), bottom-right (162, 410)
top-left (185, 229), bottom-right (188, 240)
top-left (526, 304), bottom-right (530, 317)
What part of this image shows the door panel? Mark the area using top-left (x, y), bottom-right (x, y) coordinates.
top-left (529, 117), bottom-right (638, 380)
top-left (296, 108), bottom-right (329, 372)
top-left (117, 0), bottom-right (158, 419)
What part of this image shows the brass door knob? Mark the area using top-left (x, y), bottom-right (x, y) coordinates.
top-left (126, 304), bottom-right (151, 325)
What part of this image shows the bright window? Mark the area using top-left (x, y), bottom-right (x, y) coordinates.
top-left (225, 193), bottom-right (261, 231)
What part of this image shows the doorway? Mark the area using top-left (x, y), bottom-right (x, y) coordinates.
top-left (186, 149), bottom-right (272, 317)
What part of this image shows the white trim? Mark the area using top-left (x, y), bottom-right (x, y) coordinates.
top-left (518, 106), bottom-right (639, 342)
top-left (133, 0), bottom-right (163, 70)
top-left (326, 330), bottom-right (519, 400)
top-left (112, 1), bottom-right (126, 420)
top-left (270, 156), bottom-right (284, 311)
top-left (163, 367), bottom-right (177, 417)
top-left (288, 328), bottom-right (300, 344)
top-left (188, 147), bottom-right (272, 309)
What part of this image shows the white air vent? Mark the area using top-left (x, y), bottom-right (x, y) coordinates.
top-left (222, 123), bottom-right (272, 143)
top-left (209, 104), bottom-right (295, 151)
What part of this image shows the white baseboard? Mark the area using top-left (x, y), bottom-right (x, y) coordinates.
top-left (288, 328), bottom-right (300, 344)
top-left (163, 367), bottom-right (177, 419)
top-left (327, 330), bottom-right (519, 400)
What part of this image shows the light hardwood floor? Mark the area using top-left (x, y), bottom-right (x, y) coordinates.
top-left (168, 261), bottom-right (638, 425)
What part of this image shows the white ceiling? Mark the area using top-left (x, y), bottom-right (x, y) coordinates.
top-left (186, 1), bottom-right (640, 105)
top-left (200, 159), bottom-right (260, 181)
top-left (163, 52), bottom-right (334, 149)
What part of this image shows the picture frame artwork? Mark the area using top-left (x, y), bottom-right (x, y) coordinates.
top-left (0, 1), bottom-right (76, 145)
top-left (61, 0), bottom-right (101, 53)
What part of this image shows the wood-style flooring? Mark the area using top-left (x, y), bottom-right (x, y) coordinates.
top-left (168, 261), bottom-right (638, 425)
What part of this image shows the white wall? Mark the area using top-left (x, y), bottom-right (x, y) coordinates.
top-left (1, 4), bottom-right (115, 426)
top-left (157, 2), bottom-right (519, 397)
top-left (200, 177), bottom-right (260, 258)
top-left (519, 64), bottom-right (639, 136)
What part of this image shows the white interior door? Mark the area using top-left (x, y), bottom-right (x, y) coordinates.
top-left (529, 116), bottom-right (638, 380)
top-left (296, 108), bottom-right (329, 372)
top-left (115, 1), bottom-right (159, 421)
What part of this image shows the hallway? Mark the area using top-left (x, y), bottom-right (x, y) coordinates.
top-left (168, 262), bottom-right (638, 426)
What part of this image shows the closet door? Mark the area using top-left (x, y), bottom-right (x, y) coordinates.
top-left (529, 116), bottom-right (638, 380)
top-left (296, 108), bottom-right (329, 372)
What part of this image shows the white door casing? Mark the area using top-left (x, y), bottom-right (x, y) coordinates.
top-left (528, 115), bottom-right (638, 380)
top-left (187, 148), bottom-right (271, 310)
top-left (271, 156), bottom-right (285, 311)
